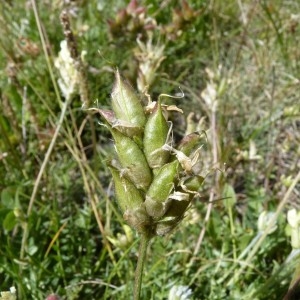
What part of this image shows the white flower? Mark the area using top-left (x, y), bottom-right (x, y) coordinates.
top-left (134, 36), bottom-right (165, 92)
top-left (168, 285), bottom-right (192, 300)
top-left (287, 209), bottom-right (300, 249)
top-left (0, 287), bottom-right (17, 300)
top-left (107, 224), bottom-right (133, 250)
top-left (257, 211), bottom-right (277, 234)
top-left (201, 82), bottom-right (217, 112)
top-left (54, 40), bottom-right (79, 100)
top-left (287, 209), bottom-right (300, 228)
top-left (248, 140), bottom-right (262, 161)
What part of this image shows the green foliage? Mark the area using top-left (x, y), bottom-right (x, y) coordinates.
top-left (1, 0), bottom-right (300, 299)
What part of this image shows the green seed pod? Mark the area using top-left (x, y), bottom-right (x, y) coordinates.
top-left (162, 132), bottom-right (203, 174)
top-left (109, 166), bottom-right (150, 233)
top-left (177, 132), bottom-right (202, 156)
top-left (163, 144), bottom-right (194, 174)
top-left (112, 119), bottom-right (143, 138)
top-left (111, 128), bottom-right (152, 191)
top-left (181, 175), bottom-right (204, 192)
top-left (145, 160), bottom-right (179, 218)
top-left (109, 166), bottom-right (144, 213)
top-left (111, 70), bottom-right (146, 128)
top-left (143, 101), bottom-right (170, 168)
top-left (98, 109), bottom-right (143, 138)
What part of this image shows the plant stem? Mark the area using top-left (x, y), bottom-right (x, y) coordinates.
top-left (134, 233), bottom-right (150, 300)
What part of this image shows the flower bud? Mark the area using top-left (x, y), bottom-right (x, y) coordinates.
top-left (111, 70), bottom-right (146, 128)
top-left (107, 224), bottom-right (133, 250)
top-left (143, 101), bottom-right (170, 168)
top-left (111, 128), bottom-right (152, 191)
top-left (145, 160), bottom-right (179, 218)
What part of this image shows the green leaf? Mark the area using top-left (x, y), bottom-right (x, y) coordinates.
top-left (223, 183), bottom-right (237, 209)
top-left (1, 187), bottom-right (15, 209)
top-left (28, 238), bottom-right (38, 256)
top-left (75, 214), bottom-right (87, 229)
top-left (3, 210), bottom-right (17, 231)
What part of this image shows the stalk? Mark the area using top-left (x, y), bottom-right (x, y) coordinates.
top-left (134, 233), bottom-right (151, 300)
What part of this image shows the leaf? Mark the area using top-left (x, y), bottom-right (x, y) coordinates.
top-left (3, 210), bottom-right (17, 231)
top-left (1, 187), bottom-right (15, 209)
top-left (223, 183), bottom-right (237, 210)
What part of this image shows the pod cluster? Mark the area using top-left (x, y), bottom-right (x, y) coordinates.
top-left (100, 71), bottom-right (203, 236)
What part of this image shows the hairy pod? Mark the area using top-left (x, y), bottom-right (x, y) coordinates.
top-left (162, 144), bottom-right (194, 174)
top-left (97, 109), bottom-right (143, 138)
top-left (143, 101), bottom-right (170, 168)
top-left (145, 160), bottom-right (179, 218)
top-left (177, 132), bottom-right (202, 156)
top-left (111, 70), bottom-right (146, 128)
top-left (181, 175), bottom-right (204, 192)
top-left (111, 128), bottom-right (152, 191)
top-left (109, 166), bottom-right (144, 212)
top-left (164, 194), bottom-right (191, 218)
top-left (112, 119), bottom-right (143, 138)
top-left (155, 217), bottom-right (181, 236)
top-left (123, 205), bottom-right (151, 234)
top-left (110, 166), bottom-right (150, 233)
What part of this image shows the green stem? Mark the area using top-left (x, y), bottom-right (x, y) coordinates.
top-left (134, 233), bottom-right (151, 300)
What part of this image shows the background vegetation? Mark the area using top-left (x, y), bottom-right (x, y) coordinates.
top-left (0, 0), bottom-right (299, 299)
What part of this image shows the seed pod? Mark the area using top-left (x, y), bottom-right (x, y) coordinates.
top-left (155, 217), bottom-right (181, 236)
top-left (177, 132), bottom-right (202, 156)
top-left (97, 109), bottom-right (115, 124)
top-left (111, 70), bottom-right (146, 128)
top-left (109, 166), bottom-right (144, 213)
top-left (97, 109), bottom-right (143, 138)
top-left (164, 194), bottom-right (191, 218)
top-left (110, 166), bottom-right (150, 233)
top-left (168, 191), bottom-right (190, 201)
top-left (112, 119), bottom-right (143, 138)
top-left (181, 175), bottom-right (204, 193)
top-left (145, 160), bottom-right (179, 218)
top-left (143, 101), bottom-right (170, 168)
top-left (123, 204), bottom-right (151, 234)
top-left (111, 128), bottom-right (152, 191)
top-left (163, 144), bottom-right (194, 173)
